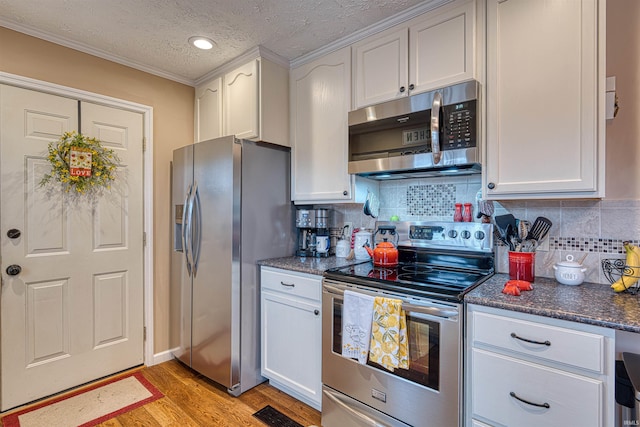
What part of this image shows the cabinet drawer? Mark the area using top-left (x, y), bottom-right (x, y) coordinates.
top-left (472, 349), bottom-right (603, 427)
top-left (261, 268), bottom-right (321, 301)
top-left (471, 311), bottom-right (604, 373)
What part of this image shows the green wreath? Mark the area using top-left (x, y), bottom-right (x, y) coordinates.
top-left (40, 131), bottom-right (120, 196)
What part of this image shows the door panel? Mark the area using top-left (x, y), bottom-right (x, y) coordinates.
top-left (1, 85), bottom-right (144, 411)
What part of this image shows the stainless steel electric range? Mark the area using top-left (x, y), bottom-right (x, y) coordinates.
top-left (321, 221), bottom-right (495, 427)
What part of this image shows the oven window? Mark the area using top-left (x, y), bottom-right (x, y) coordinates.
top-left (331, 299), bottom-right (440, 390)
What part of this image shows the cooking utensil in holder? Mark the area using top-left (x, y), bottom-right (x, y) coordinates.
top-left (602, 258), bottom-right (640, 293)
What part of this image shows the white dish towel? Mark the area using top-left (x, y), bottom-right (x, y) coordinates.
top-left (342, 290), bottom-right (375, 364)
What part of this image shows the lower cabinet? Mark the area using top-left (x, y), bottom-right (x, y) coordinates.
top-left (260, 267), bottom-right (322, 410)
top-left (466, 304), bottom-right (615, 427)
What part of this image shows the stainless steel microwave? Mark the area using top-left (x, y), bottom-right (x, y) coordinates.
top-left (348, 80), bottom-right (480, 180)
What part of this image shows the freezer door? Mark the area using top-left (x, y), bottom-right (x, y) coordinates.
top-left (171, 144), bottom-right (194, 366)
top-left (191, 136), bottom-right (240, 388)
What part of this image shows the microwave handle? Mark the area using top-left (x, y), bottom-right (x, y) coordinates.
top-left (431, 91), bottom-right (443, 165)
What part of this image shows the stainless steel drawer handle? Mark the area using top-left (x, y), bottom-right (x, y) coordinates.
top-left (510, 332), bottom-right (551, 346)
top-left (280, 281), bottom-right (295, 287)
top-left (510, 391), bottom-right (550, 409)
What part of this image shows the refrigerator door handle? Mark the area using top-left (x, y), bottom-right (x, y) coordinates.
top-left (192, 182), bottom-right (202, 277)
top-left (182, 184), bottom-right (193, 276)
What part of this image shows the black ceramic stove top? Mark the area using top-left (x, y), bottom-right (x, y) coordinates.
top-left (324, 261), bottom-right (491, 302)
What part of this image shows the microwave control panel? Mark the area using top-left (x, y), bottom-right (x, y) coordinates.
top-left (441, 99), bottom-right (477, 150)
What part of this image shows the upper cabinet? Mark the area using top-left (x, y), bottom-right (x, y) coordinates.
top-left (484, 0), bottom-right (605, 199)
top-left (352, 0), bottom-right (475, 109)
top-left (194, 77), bottom-right (222, 142)
top-left (224, 60), bottom-right (259, 140)
top-left (195, 48), bottom-right (289, 146)
top-left (290, 47), bottom-right (353, 203)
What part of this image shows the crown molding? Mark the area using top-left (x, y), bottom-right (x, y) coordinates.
top-left (193, 45), bottom-right (289, 86)
top-left (0, 18), bottom-right (195, 86)
top-left (290, 0), bottom-right (452, 69)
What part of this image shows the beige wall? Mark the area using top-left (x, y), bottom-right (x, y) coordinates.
top-left (606, 0), bottom-right (640, 199)
top-left (0, 27), bottom-right (194, 353)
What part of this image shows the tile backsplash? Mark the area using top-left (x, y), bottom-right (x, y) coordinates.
top-left (323, 175), bottom-right (640, 286)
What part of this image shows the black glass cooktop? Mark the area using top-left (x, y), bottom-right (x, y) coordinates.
top-left (324, 261), bottom-right (491, 302)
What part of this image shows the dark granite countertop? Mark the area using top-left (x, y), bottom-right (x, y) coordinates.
top-left (258, 256), bottom-right (366, 276)
top-left (466, 273), bottom-right (640, 333)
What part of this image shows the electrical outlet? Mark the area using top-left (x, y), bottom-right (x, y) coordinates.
top-left (537, 237), bottom-right (550, 252)
top-left (343, 222), bottom-right (353, 240)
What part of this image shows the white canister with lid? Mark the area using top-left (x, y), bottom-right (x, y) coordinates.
top-left (354, 230), bottom-right (372, 260)
top-left (553, 254), bottom-right (588, 285)
top-left (335, 239), bottom-right (350, 258)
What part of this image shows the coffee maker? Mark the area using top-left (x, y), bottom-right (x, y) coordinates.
top-left (296, 208), bottom-right (330, 257)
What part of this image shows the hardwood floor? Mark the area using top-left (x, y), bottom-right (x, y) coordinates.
top-left (99, 360), bottom-right (322, 427)
top-left (2, 360), bottom-right (321, 427)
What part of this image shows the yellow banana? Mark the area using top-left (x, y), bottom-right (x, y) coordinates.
top-left (611, 242), bottom-right (640, 292)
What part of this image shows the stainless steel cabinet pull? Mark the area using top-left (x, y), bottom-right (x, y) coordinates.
top-left (280, 281), bottom-right (295, 287)
top-left (510, 332), bottom-right (551, 346)
top-left (510, 391), bottom-right (550, 409)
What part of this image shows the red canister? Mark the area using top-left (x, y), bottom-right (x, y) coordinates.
top-left (508, 251), bottom-right (536, 282)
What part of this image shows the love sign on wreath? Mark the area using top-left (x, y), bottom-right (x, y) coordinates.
top-left (40, 131), bottom-right (120, 197)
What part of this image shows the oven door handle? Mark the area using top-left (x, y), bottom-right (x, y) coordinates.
top-left (322, 388), bottom-right (387, 427)
top-left (323, 284), bottom-right (459, 320)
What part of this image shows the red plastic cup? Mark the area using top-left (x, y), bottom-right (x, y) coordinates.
top-left (509, 251), bottom-right (535, 282)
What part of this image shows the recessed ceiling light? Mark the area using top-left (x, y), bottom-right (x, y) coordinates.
top-left (189, 36), bottom-right (215, 50)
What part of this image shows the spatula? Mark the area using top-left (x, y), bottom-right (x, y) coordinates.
top-left (526, 216), bottom-right (552, 242)
top-left (494, 214), bottom-right (516, 238)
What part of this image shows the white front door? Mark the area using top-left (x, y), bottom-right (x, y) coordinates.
top-left (0, 85), bottom-right (145, 411)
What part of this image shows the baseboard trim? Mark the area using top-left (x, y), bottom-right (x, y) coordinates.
top-left (151, 348), bottom-right (177, 366)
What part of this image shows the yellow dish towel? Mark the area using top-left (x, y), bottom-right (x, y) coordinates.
top-left (369, 297), bottom-right (409, 372)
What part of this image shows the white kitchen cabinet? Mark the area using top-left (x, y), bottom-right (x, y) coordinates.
top-left (195, 49), bottom-right (289, 145)
top-left (483, 0), bottom-right (605, 199)
top-left (466, 304), bottom-right (614, 427)
top-left (352, 0), bottom-right (475, 109)
top-left (194, 77), bottom-right (222, 142)
top-left (260, 267), bottom-right (322, 410)
top-left (224, 60), bottom-right (259, 140)
top-left (290, 46), bottom-right (353, 203)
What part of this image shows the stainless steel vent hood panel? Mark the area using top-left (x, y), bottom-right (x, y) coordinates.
top-left (348, 149), bottom-right (480, 180)
top-left (348, 80), bottom-right (480, 180)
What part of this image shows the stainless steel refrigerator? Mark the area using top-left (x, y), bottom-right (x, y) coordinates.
top-left (171, 136), bottom-right (293, 395)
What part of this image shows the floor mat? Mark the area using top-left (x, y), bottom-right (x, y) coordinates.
top-left (1, 371), bottom-right (163, 427)
top-left (253, 405), bottom-right (304, 427)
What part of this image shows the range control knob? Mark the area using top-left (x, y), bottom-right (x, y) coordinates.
top-left (461, 230), bottom-right (471, 239)
top-left (475, 230), bottom-right (485, 240)
top-left (448, 230), bottom-right (458, 238)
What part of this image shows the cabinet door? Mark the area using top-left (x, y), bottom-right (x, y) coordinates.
top-left (290, 47), bottom-right (352, 203)
top-left (261, 290), bottom-right (321, 408)
top-left (224, 60), bottom-right (259, 140)
top-left (409, 0), bottom-right (475, 94)
top-left (484, 0), bottom-right (603, 199)
top-left (352, 28), bottom-right (408, 109)
top-left (195, 77), bottom-right (222, 142)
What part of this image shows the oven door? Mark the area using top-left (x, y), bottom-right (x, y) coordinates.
top-left (322, 279), bottom-right (463, 427)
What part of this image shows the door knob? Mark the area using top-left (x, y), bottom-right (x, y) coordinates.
top-left (6, 265), bottom-right (22, 276)
top-left (7, 229), bottom-right (21, 239)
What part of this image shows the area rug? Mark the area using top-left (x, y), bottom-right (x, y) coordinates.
top-left (253, 405), bottom-right (303, 427)
top-left (2, 371), bottom-right (163, 427)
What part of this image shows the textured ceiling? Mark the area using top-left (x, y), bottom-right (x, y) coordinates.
top-left (0, 0), bottom-right (431, 85)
